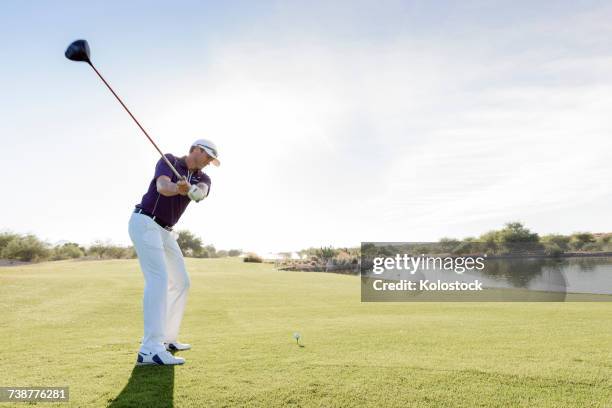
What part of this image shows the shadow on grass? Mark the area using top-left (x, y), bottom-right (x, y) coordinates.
top-left (107, 364), bottom-right (174, 408)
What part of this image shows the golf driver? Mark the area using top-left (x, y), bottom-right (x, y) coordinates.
top-left (64, 39), bottom-right (184, 180)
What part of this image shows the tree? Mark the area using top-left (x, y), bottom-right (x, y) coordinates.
top-left (199, 244), bottom-right (216, 258)
top-left (0, 232), bottom-right (19, 252)
top-left (541, 234), bottom-right (571, 251)
top-left (570, 233), bottom-right (596, 251)
top-left (498, 222), bottom-right (539, 243)
top-left (52, 243), bottom-right (84, 260)
top-left (1, 234), bottom-right (50, 262)
top-left (438, 237), bottom-right (460, 253)
top-left (317, 246), bottom-right (338, 261)
top-left (477, 231), bottom-right (500, 253)
top-left (228, 249), bottom-right (242, 257)
top-left (196, 248), bottom-right (210, 258)
top-left (86, 241), bottom-right (134, 259)
top-left (176, 230), bottom-right (203, 257)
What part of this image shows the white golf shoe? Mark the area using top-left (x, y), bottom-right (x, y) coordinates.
top-left (136, 350), bottom-right (185, 366)
top-left (165, 342), bottom-right (192, 351)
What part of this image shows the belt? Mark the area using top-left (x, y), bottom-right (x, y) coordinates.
top-left (134, 208), bottom-right (173, 231)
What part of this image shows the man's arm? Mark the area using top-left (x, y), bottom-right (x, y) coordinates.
top-left (156, 175), bottom-right (190, 197)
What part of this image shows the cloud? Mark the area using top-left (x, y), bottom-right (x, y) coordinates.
top-left (4, 1), bottom-right (612, 252)
top-left (149, 26), bottom-right (607, 250)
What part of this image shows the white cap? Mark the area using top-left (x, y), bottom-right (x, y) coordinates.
top-left (192, 138), bottom-right (220, 166)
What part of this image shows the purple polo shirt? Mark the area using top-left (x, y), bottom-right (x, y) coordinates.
top-left (136, 154), bottom-right (211, 227)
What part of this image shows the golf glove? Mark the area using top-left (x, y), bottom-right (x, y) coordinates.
top-left (188, 185), bottom-right (206, 202)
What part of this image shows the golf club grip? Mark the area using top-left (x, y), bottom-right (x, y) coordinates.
top-left (87, 62), bottom-right (183, 180)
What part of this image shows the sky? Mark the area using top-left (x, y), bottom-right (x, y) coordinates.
top-left (1, 0), bottom-right (612, 254)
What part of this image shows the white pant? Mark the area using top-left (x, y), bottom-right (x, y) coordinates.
top-left (128, 212), bottom-right (190, 354)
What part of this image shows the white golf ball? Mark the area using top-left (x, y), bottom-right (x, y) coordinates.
top-left (293, 332), bottom-right (301, 340)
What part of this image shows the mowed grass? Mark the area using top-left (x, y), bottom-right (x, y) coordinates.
top-left (1, 258), bottom-right (611, 408)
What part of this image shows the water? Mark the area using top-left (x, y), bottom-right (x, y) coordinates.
top-left (362, 256), bottom-right (612, 301)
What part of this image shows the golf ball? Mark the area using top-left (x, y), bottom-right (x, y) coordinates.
top-left (293, 332), bottom-right (301, 340)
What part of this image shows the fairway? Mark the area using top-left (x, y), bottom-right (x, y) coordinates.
top-left (1, 258), bottom-right (611, 407)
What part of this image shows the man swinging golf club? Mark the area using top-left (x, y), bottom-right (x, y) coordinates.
top-left (64, 39), bottom-right (220, 365)
top-left (129, 139), bottom-right (219, 365)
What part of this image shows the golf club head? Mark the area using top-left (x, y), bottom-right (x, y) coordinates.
top-left (65, 39), bottom-right (91, 63)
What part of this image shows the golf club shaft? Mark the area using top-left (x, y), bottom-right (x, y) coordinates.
top-left (87, 62), bottom-right (184, 180)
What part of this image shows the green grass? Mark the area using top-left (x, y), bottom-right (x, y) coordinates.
top-left (1, 258), bottom-right (611, 407)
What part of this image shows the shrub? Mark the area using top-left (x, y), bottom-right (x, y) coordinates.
top-left (203, 245), bottom-right (217, 258)
top-left (243, 252), bottom-right (263, 263)
top-left (451, 241), bottom-right (475, 255)
top-left (541, 234), bottom-right (571, 252)
top-left (543, 243), bottom-right (563, 257)
top-left (195, 248), bottom-right (209, 258)
top-left (598, 235), bottom-right (612, 244)
top-left (581, 242), bottom-right (602, 252)
top-left (317, 246), bottom-right (338, 260)
top-left (87, 241), bottom-right (135, 259)
top-left (438, 238), bottom-right (461, 253)
top-left (335, 251), bottom-right (353, 262)
top-left (498, 222), bottom-right (539, 244)
top-left (52, 243), bottom-right (84, 260)
top-left (0, 232), bottom-right (19, 252)
top-left (1, 234), bottom-right (50, 262)
top-left (570, 233), bottom-right (596, 251)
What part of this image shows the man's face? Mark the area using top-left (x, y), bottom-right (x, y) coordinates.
top-left (192, 147), bottom-right (215, 168)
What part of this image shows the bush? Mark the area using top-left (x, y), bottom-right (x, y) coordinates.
top-left (195, 248), bottom-right (210, 258)
top-left (543, 243), bottom-right (563, 257)
top-left (541, 234), bottom-right (571, 252)
top-left (1, 234), bottom-right (50, 262)
top-left (0, 232), bottom-right (20, 252)
top-left (228, 249), bottom-right (242, 257)
top-left (498, 222), bottom-right (539, 244)
top-left (203, 245), bottom-right (217, 258)
top-left (52, 243), bottom-right (85, 260)
top-left (570, 232), bottom-right (596, 250)
top-left (438, 238), bottom-right (461, 253)
top-left (451, 241), bottom-right (475, 255)
top-left (317, 246), bottom-right (338, 260)
top-left (581, 242), bottom-right (602, 252)
top-left (87, 241), bottom-right (135, 259)
top-left (243, 252), bottom-right (263, 263)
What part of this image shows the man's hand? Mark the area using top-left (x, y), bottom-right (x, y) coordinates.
top-left (157, 175), bottom-right (186, 197)
top-left (188, 185), bottom-right (206, 202)
top-left (176, 179), bottom-right (190, 195)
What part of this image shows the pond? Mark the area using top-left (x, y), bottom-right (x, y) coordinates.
top-left (361, 256), bottom-right (612, 301)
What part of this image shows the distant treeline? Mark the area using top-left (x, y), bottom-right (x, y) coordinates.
top-left (364, 222), bottom-right (612, 258)
top-left (434, 222), bottom-right (612, 257)
top-left (0, 230), bottom-right (241, 263)
top-left (3, 222), bottom-right (609, 264)
top-left (365, 223), bottom-right (612, 258)
top-left (280, 222), bottom-right (612, 273)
